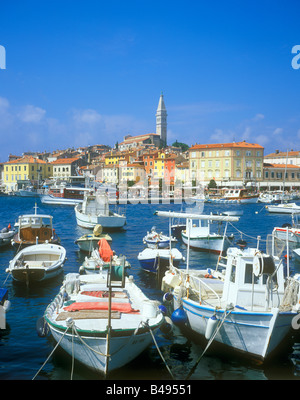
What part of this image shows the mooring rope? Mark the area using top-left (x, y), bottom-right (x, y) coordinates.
top-left (185, 307), bottom-right (233, 380)
top-left (32, 324), bottom-right (72, 380)
top-left (144, 321), bottom-right (175, 380)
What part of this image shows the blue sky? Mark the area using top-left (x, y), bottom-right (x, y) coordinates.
top-left (0, 0), bottom-right (300, 162)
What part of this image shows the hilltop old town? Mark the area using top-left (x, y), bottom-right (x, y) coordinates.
top-left (1, 93), bottom-right (300, 198)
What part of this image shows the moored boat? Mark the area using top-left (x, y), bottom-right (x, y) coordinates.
top-left (75, 224), bottom-right (112, 253)
top-left (206, 188), bottom-right (258, 204)
top-left (143, 226), bottom-right (177, 249)
top-left (159, 211), bottom-right (300, 364)
top-left (181, 214), bottom-right (237, 254)
top-left (0, 225), bottom-right (15, 248)
top-left (75, 192), bottom-right (126, 230)
top-left (266, 202), bottom-right (300, 214)
top-left (43, 264), bottom-right (165, 375)
top-left (6, 243), bottom-right (66, 285)
top-left (12, 204), bottom-right (60, 248)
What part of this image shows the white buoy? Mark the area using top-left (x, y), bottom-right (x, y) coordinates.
top-left (205, 314), bottom-right (218, 340)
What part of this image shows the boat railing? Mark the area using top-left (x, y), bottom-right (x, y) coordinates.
top-left (168, 265), bottom-right (222, 307)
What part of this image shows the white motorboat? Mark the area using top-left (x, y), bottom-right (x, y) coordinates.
top-left (0, 225), bottom-right (15, 247)
top-left (75, 192), bottom-right (126, 230)
top-left (43, 264), bottom-right (165, 375)
top-left (41, 194), bottom-right (83, 206)
top-left (6, 243), bottom-right (66, 285)
top-left (266, 202), bottom-right (300, 214)
top-left (181, 213), bottom-right (237, 254)
top-left (75, 224), bottom-right (112, 253)
top-left (137, 247), bottom-right (184, 274)
top-left (12, 204), bottom-right (60, 248)
top-left (143, 226), bottom-right (177, 249)
top-left (158, 210), bottom-right (300, 364)
top-left (258, 191), bottom-right (291, 204)
top-left (272, 213), bottom-right (300, 250)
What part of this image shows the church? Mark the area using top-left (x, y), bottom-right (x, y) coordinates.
top-left (118, 93), bottom-right (167, 151)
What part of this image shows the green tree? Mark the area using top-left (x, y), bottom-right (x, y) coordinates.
top-left (208, 179), bottom-right (217, 189)
top-left (172, 140), bottom-right (189, 152)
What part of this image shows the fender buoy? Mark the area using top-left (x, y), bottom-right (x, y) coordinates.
top-left (205, 314), bottom-right (218, 340)
top-left (171, 308), bottom-right (187, 325)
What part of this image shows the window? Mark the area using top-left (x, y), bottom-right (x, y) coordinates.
top-left (236, 150), bottom-right (240, 156)
top-left (256, 151), bottom-right (260, 156)
top-left (246, 151), bottom-right (251, 156)
top-left (191, 152), bottom-right (196, 158)
top-left (215, 160), bottom-right (220, 167)
top-left (265, 171), bottom-right (269, 178)
top-left (201, 152), bottom-right (205, 157)
top-left (271, 172), bottom-right (274, 178)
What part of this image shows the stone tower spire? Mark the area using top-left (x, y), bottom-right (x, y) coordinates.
top-left (156, 92), bottom-right (167, 146)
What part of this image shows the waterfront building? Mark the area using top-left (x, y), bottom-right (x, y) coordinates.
top-left (3, 156), bottom-right (52, 192)
top-left (189, 141), bottom-right (264, 187)
top-left (264, 150), bottom-right (300, 166)
top-left (50, 157), bottom-right (86, 180)
top-left (261, 163), bottom-right (300, 190)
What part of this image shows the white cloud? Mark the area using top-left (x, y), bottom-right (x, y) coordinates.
top-left (252, 113), bottom-right (265, 121)
top-left (72, 109), bottom-right (102, 125)
top-left (273, 127), bottom-right (283, 135)
top-left (18, 105), bottom-right (46, 123)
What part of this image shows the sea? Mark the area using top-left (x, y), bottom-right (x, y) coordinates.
top-left (1, 195), bottom-right (300, 385)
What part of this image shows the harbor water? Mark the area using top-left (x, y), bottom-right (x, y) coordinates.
top-left (1, 195), bottom-right (300, 381)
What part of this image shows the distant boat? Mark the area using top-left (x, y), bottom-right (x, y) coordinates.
top-left (258, 191), bottom-right (291, 204)
top-left (75, 192), bottom-right (126, 230)
top-left (41, 186), bottom-right (92, 205)
top-left (12, 204), bottom-right (60, 248)
top-left (41, 194), bottom-right (83, 206)
top-left (0, 225), bottom-right (15, 248)
top-left (206, 188), bottom-right (258, 204)
top-left (143, 226), bottom-right (177, 249)
top-left (18, 186), bottom-right (44, 197)
top-left (7, 243), bottom-right (66, 285)
top-left (266, 202), bottom-right (300, 214)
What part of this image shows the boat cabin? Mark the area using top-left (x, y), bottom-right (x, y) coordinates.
top-left (221, 247), bottom-right (285, 310)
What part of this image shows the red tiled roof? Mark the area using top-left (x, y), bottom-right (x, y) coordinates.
top-left (263, 163), bottom-right (300, 169)
top-left (50, 157), bottom-right (81, 165)
top-left (4, 156), bottom-right (47, 164)
top-left (190, 141), bottom-right (264, 150)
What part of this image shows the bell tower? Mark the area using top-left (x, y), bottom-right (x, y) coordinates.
top-left (156, 92), bottom-right (167, 146)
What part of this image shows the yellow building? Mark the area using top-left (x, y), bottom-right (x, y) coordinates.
top-left (152, 151), bottom-right (166, 180)
top-left (189, 141), bottom-right (264, 186)
top-left (3, 156), bottom-right (53, 192)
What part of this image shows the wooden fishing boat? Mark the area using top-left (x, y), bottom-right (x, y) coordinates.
top-left (12, 204), bottom-right (60, 248)
top-left (44, 261), bottom-right (165, 375)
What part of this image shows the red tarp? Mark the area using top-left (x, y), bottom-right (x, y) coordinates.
top-left (98, 238), bottom-right (114, 262)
